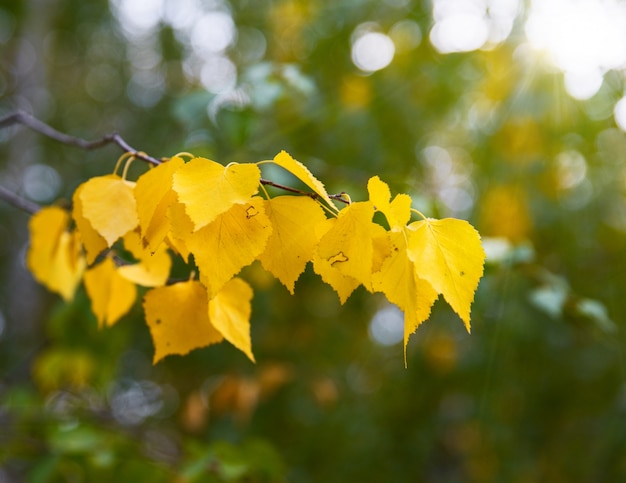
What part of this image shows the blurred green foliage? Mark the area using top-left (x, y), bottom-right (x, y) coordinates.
top-left (2, 0), bottom-right (626, 481)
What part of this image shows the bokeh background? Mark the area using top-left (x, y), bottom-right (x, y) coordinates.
top-left (2, 0), bottom-right (626, 481)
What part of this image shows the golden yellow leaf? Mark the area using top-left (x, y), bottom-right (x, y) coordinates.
top-left (258, 196), bottom-right (326, 293)
top-left (372, 230), bottom-right (438, 364)
top-left (143, 280), bottom-right (223, 363)
top-left (371, 228), bottom-right (392, 274)
top-left (317, 201), bottom-right (379, 289)
top-left (312, 218), bottom-right (360, 304)
top-left (83, 257), bottom-right (137, 328)
top-left (208, 277), bottom-right (255, 362)
top-left (166, 201), bottom-right (194, 262)
top-left (367, 176), bottom-right (411, 228)
top-left (173, 157), bottom-right (260, 231)
top-left (27, 206), bottom-right (85, 301)
top-left (188, 199), bottom-right (272, 297)
top-left (270, 151), bottom-right (336, 208)
top-left (79, 175), bottom-right (139, 247)
top-left (117, 231), bottom-right (171, 287)
top-left (72, 183), bottom-right (108, 265)
top-left (134, 156), bottom-right (185, 251)
top-left (407, 218), bottom-right (485, 331)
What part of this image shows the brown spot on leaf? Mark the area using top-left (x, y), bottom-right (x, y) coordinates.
top-left (246, 206), bottom-right (259, 219)
top-left (328, 252), bottom-right (349, 266)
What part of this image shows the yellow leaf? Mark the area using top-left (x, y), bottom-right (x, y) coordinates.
top-left (166, 201), bottom-right (194, 262)
top-left (317, 201), bottom-right (379, 289)
top-left (258, 196), bottom-right (326, 293)
top-left (270, 151), bottom-right (336, 208)
top-left (79, 175), bottom-right (139, 247)
top-left (372, 230), bottom-right (438, 364)
top-left (72, 183), bottom-right (108, 265)
top-left (371, 228), bottom-right (392, 274)
top-left (143, 280), bottom-right (223, 363)
top-left (117, 231), bottom-right (171, 287)
top-left (173, 157), bottom-right (260, 231)
top-left (83, 257), bottom-right (137, 328)
top-left (134, 156), bottom-right (185, 252)
top-left (367, 176), bottom-right (411, 228)
top-left (312, 218), bottom-right (360, 304)
top-left (27, 206), bottom-right (85, 301)
top-left (209, 277), bottom-right (255, 362)
top-left (407, 218), bottom-right (485, 330)
top-left (188, 198), bottom-right (272, 297)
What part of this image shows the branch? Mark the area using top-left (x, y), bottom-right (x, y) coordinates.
top-left (260, 179), bottom-right (349, 204)
top-left (0, 110), bottom-right (163, 166)
top-left (0, 110), bottom-right (349, 211)
top-left (0, 185), bottom-right (40, 214)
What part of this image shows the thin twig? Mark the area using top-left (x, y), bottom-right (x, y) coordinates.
top-left (0, 185), bottom-right (40, 214)
top-left (259, 179), bottom-right (349, 204)
top-left (0, 110), bottom-right (163, 165)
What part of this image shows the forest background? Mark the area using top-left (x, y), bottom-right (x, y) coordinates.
top-left (2, 0), bottom-right (626, 481)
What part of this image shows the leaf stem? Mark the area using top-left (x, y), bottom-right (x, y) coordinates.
top-left (411, 208), bottom-right (428, 220)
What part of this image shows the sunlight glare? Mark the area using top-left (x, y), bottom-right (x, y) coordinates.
top-left (525, 0), bottom-right (626, 99)
top-left (429, 0), bottom-right (519, 53)
top-left (613, 96), bottom-right (626, 132)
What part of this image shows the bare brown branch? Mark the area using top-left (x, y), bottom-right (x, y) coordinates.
top-left (0, 110), bottom-right (349, 212)
top-left (0, 110), bottom-right (163, 166)
top-left (0, 185), bottom-right (40, 214)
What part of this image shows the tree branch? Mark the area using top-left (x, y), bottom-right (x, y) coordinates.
top-left (0, 110), bottom-right (163, 166)
top-left (0, 110), bottom-right (349, 212)
top-left (0, 185), bottom-right (40, 214)
top-left (259, 179), bottom-right (349, 204)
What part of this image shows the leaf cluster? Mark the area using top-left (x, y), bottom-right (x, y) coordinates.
top-left (27, 150), bottom-right (485, 364)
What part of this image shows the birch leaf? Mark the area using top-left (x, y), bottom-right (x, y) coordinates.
top-left (134, 156), bottom-right (185, 252)
top-left (258, 196), bottom-right (326, 293)
top-left (117, 231), bottom-right (171, 287)
top-left (208, 277), bottom-right (255, 362)
top-left (317, 201), bottom-right (379, 289)
top-left (188, 198), bottom-right (272, 297)
top-left (173, 157), bottom-right (260, 231)
top-left (372, 230), bottom-right (438, 364)
top-left (72, 183), bottom-right (108, 265)
top-left (144, 280), bottom-right (223, 363)
top-left (166, 201), bottom-right (194, 262)
top-left (79, 175), bottom-right (138, 247)
top-left (367, 176), bottom-right (411, 228)
top-left (270, 150), bottom-right (336, 208)
top-left (27, 206), bottom-right (85, 301)
top-left (312, 218), bottom-right (359, 304)
top-left (407, 218), bottom-right (485, 331)
top-left (83, 257), bottom-right (137, 328)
